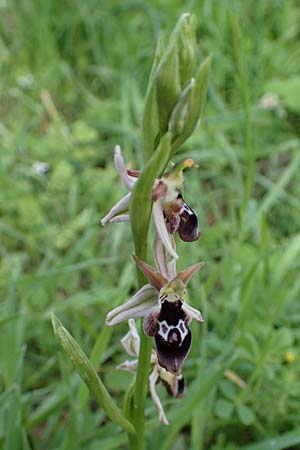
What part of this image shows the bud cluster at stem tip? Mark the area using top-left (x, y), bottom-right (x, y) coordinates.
top-left (142, 12), bottom-right (211, 162)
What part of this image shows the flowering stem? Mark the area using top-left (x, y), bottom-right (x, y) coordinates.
top-left (129, 133), bottom-right (172, 449)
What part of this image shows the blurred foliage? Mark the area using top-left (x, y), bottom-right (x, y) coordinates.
top-left (1, 0), bottom-right (300, 449)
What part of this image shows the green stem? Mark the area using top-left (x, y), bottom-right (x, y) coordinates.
top-left (131, 332), bottom-right (153, 449)
top-left (129, 133), bottom-right (172, 449)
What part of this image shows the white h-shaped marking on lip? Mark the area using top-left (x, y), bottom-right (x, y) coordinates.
top-left (158, 319), bottom-right (189, 344)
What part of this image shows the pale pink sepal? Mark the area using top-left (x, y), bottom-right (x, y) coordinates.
top-left (109, 214), bottom-right (130, 223)
top-left (117, 359), bottom-right (139, 373)
top-left (100, 192), bottom-right (131, 226)
top-left (132, 255), bottom-right (168, 291)
top-left (105, 284), bottom-right (157, 326)
top-left (114, 145), bottom-right (137, 190)
top-left (120, 319), bottom-right (140, 356)
top-left (176, 262), bottom-right (205, 285)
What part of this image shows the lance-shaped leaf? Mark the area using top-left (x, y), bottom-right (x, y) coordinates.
top-left (51, 314), bottom-right (135, 435)
top-left (171, 55), bottom-right (212, 155)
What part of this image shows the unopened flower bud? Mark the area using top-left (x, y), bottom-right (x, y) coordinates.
top-left (155, 40), bottom-right (181, 136)
top-left (168, 78), bottom-right (195, 137)
top-left (171, 55), bottom-right (211, 153)
top-left (177, 13), bottom-right (197, 87)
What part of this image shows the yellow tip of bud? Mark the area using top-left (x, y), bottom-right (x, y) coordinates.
top-left (165, 158), bottom-right (195, 181)
top-left (183, 158), bottom-right (194, 168)
top-left (285, 350), bottom-right (296, 363)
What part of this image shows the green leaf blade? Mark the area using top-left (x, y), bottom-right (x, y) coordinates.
top-left (51, 313), bottom-right (136, 435)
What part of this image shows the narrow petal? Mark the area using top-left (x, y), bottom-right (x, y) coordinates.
top-left (105, 284), bottom-right (157, 326)
top-left (127, 169), bottom-right (141, 178)
top-left (143, 310), bottom-right (160, 337)
top-left (132, 255), bottom-right (167, 291)
top-left (109, 214), bottom-right (130, 223)
top-left (114, 145), bottom-right (136, 190)
top-left (149, 366), bottom-right (169, 426)
top-left (152, 202), bottom-right (179, 261)
top-left (175, 262), bottom-right (205, 286)
top-left (120, 319), bottom-right (140, 356)
top-left (182, 301), bottom-right (204, 323)
top-left (100, 192), bottom-right (131, 226)
top-left (151, 180), bottom-right (168, 202)
top-left (154, 235), bottom-right (177, 281)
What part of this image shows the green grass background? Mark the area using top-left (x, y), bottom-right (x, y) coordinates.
top-left (1, 0), bottom-right (300, 449)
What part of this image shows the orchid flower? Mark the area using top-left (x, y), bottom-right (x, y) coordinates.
top-left (100, 146), bottom-right (200, 260)
top-left (106, 237), bottom-right (204, 374)
top-left (118, 319), bottom-right (185, 425)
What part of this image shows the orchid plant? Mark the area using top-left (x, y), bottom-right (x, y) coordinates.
top-left (52, 13), bottom-right (210, 450)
